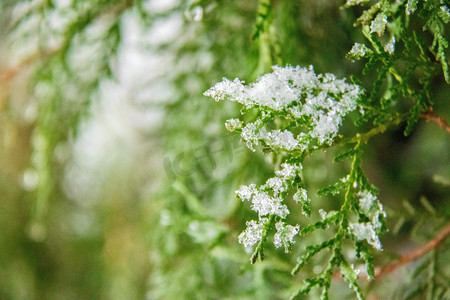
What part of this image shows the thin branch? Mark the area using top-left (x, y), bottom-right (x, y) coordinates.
top-left (374, 222), bottom-right (450, 278)
top-left (421, 108), bottom-right (450, 134)
top-left (332, 223), bottom-right (450, 281)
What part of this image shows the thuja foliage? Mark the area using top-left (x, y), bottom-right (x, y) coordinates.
top-left (1, 0), bottom-right (449, 299)
top-left (204, 0), bottom-right (450, 299)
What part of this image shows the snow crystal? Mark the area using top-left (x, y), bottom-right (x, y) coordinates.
top-left (240, 121), bottom-right (261, 151)
top-left (353, 189), bottom-right (386, 249)
top-left (356, 189), bottom-right (386, 232)
top-left (310, 111), bottom-right (342, 144)
top-left (293, 188), bottom-right (310, 216)
top-left (265, 130), bottom-right (299, 150)
top-left (319, 209), bottom-right (327, 220)
top-left (370, 13), bottom-right (388, 36)
top-left (441, 5), bottom-right (450, 19)
top-left (204, 78), bottom-right (246, 103)
top-left (293, 188), bottom-right (308, 203)
top-left (273, 221), bottom-right (300, 252)
top-left (266, 177), bottom-right (285, 196)
top-left (204, 65), bottom-right (363, 147)
top-left (349, 222), bottom-right (382, 250)
top-left (318, 209), bottom-right (337, 220)
top-left (371, 203), bottom-right (386, 230)
top-left (275, 163), bottom-right (300, 179)
top-left (192, 6), bottom-right (203, 22)
top-left (384, 36), bottom-right (396, 54)
top-left (357, 190), bottom-right (377, 215)
top-left (340, 175), bottom-right (350, 183)
top-left (238, 218), bottom-right (268, 247)
top-left (251, 191), bottom-right (289, 218)
top-left (348, 43), bottom-right (372, 61)
top-left (405, 0), bottom-right (418, 15)
top-left (236, 184), bottom-right (257, 202)
top-left (225, 118), bottom-right (243, 132)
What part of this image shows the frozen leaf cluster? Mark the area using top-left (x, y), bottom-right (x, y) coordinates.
top-left (440, 4), bottom-right (450, 22)
top-left (235, 163), bottom-right (303, 250)
top-left (347, 43), bottom-right (373, 61)
top-left (225, 118), bottom-right (243, 131)
top-left (384, 36), bottom-right (396, 54)
top-left (370, 13), bottom-right (388, 36)
top-left (357, 190), bottom-right (377, 214)
top-left (238, 219), bottom-right (267, 248)
top-left (349, 190), bottom-right (386, 250)
top-left (274, 222), bottom-right (300, 253)
top-left (293, 187), bottom-right (310, 216)
top-left (275, 162), bottom-right (299, 179)
top-left (204, 65), bottom-right (364, 150)
top-left (349, 222), bottom-right (381, 250)
top-left (236, 163), bottom-right (301, 219)
top-left (405, 0), bottom-right (418, 15)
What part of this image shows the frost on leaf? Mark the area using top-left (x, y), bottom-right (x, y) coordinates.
top-left (273, 221), bottom-right (300, 253)
top-left (293, 188), bottom-right (308, 204)
top-left (319, 209), bottom-right (338, 221)
top-left (352, 189), bottom-right (385, 250)
top-left (251, 191), bottom-right (289, 218)
top-left (357, 189), bottom-right (386, 229)
top-left (204, 65), bottom-right (363, 150)
top-left (237, 163), bottom-right (302, 222)
top-left (370, 13), bottom-right (388, 36)
top-left (384, 36), bottom-right (395, 54)
top-left (225, 118), bottom-right (243, 131)
top-left (265, 129), bottom-right (299, 150)
top-left (275, 163), bottom-right (301, 179)
top-left (405, 0), bottom-right (418, 15)
top-left (234, 162), bottom-right (303, 250)
top-left (236, 184), bottom-right (257, 202)
top-left (239, 218), bottom-right (268, 248)
top-left (204, 78), bottom-right (245, 102)
top-left (357, 190), bottom-right (377, 215)
top-left (294, 188), bottom-right (310, 217)
top-left (440, 5), bottom-right (450, 22)
top-left (347, 43), bottom-right (373, 61)
top-left (349, 222), bottom-right (382, 250)
top-left (266, 177), bottom-right (285, 196)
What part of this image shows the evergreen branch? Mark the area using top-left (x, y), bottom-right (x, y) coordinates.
top-left (421, 108), bottom-right (450, 134)
top-left (291, 239), bottom-right (336, 275)
top-left (300, 113), bottom-right (408, 159)
top-left (250, 215), bottom-right (275, 264)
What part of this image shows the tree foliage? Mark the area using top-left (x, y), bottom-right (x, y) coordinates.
top-left (0, 0), bottom-right (449, 299)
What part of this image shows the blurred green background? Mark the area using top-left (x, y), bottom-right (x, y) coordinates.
top-left (0, 0), bottom-right (449, 299)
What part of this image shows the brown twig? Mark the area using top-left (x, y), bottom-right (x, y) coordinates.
top-left (421, 108), bottom-right (450, 134)
top-left (373, 222), bottom-right (450, 278)
top-left (332, 223), bottom-right (450, 281)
